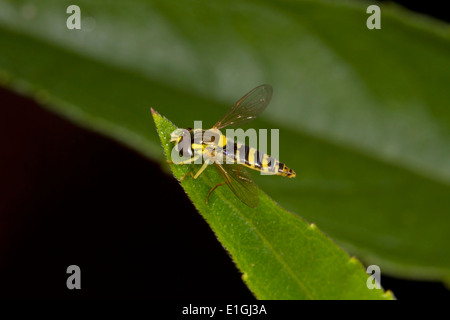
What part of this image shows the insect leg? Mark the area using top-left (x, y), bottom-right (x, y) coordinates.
top-left (206, 182), bottom-right (226, 204)
top-left (180, 171), bottom-right (194, 181)
top-left (193, 161), bottom-right (209, 179)
top-left (180, 161), bottom-right (209, 181)
top-left (174, 154), bottom-right (201, 165)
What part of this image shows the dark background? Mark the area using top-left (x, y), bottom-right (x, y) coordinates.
top-left (378, 0), bottom-right (449, 23)
top-left (0, 2), bottom-right (449, 300)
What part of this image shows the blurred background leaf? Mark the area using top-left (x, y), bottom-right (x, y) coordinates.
top-left (0, 0), bottom-right (449, 286)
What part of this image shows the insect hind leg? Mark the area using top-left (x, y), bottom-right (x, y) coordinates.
top-left (206, 182), bottom-right (226, 204)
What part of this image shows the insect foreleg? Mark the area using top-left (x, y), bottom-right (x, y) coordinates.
top-left (174, 154), bottom-right (201, 165)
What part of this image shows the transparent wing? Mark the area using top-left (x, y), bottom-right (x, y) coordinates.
top-left (214, 163), bottom-right (259, 208)
top-left (213, 84), bottom-right (273, 129)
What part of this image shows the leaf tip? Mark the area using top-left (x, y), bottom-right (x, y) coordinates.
top-left (150, 108), bottom-right (164, 126)
top-left (383, 290), bottom-right (395, 300)
top-left (348, 256), bottom-right (359, 264)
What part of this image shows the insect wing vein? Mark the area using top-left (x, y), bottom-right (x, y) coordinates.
top-left (214, 164), bottom-right (259, 208)
top-left (213, 84), bottom-right (273, 129)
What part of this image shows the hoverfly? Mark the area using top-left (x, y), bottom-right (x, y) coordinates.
top-left (169, 84), bottom-right (295, 208)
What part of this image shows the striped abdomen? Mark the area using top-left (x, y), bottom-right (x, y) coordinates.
top-left (217, 135), bottom-right (295, 178)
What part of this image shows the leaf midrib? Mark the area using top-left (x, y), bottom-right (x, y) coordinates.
top-left (195, 171), bottom-right (317, 299)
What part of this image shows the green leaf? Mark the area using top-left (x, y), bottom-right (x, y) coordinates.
top-left (152, 109), bottom-right (392, 299)
top-left (0, 0), bottom-right (449, 283)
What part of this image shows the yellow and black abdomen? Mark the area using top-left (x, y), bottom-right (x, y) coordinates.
top-left (219, 137), bottom-right (295, 178)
